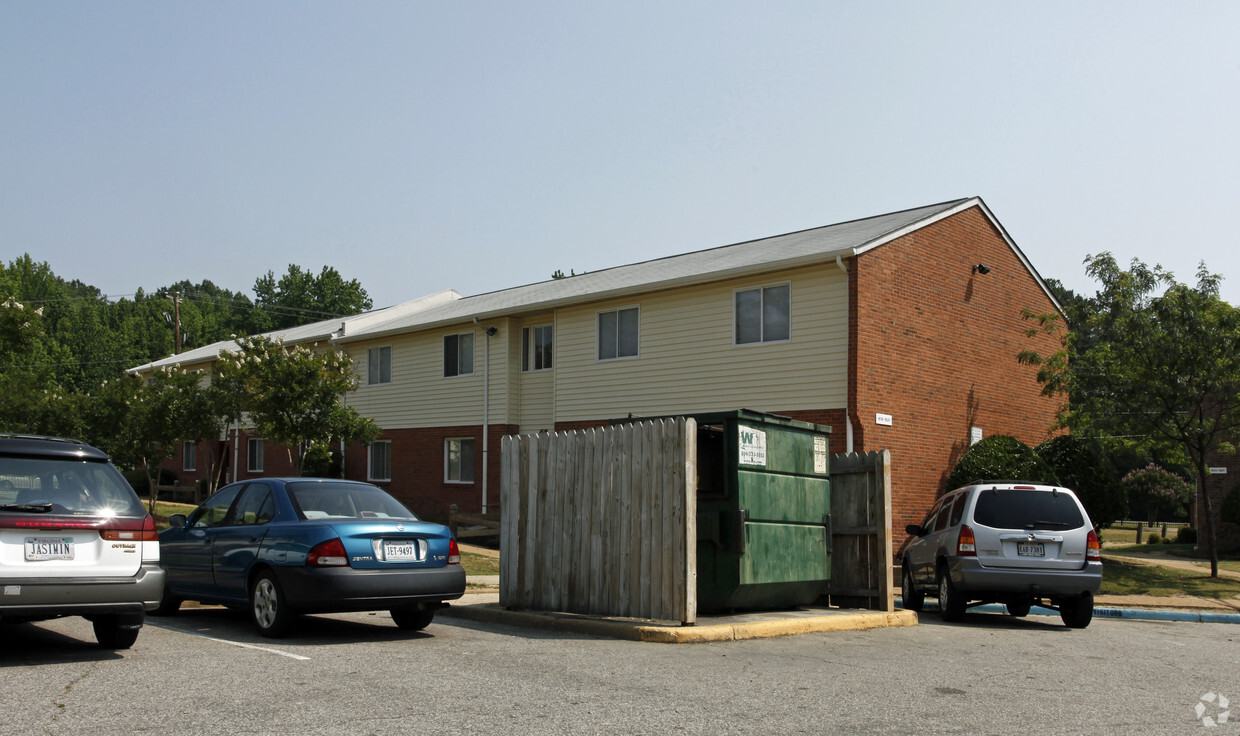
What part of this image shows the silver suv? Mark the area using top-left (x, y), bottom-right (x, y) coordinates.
top-left (899, 481), bottom-right (1102, 628)
top-left (0, 435), bottom-right (165, 648)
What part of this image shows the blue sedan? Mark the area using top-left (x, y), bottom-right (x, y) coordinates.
top-left (155, 478), bottom-right (465, 637)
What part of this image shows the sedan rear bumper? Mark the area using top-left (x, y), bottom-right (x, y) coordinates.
top-left (276, 564), bottom-right (467, 613)
top-left (950, 557), bottom-right (1102, 598)
top-left (0, 563), bottom-right (165, 621)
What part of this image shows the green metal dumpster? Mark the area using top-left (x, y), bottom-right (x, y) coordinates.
top-left (615, 410), bottom-right (831, 613)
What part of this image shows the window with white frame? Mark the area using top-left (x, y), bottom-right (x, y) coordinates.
top-left (247, 438), bottom-right (264, 473)
top-left (735, 284), bottom-right (790, 344)
top-left (369, 441), bottom-right (392, 482)
top-left (367, 346), bottom-right (392, 385)
top-left (445, 438), bottom-right (475, 483)
top-left (597, 307), bottom-right (639, 360)
top-left (443, 333), bottom-right (474, 377)
top-left (521, 325), bottom-right (554, 371)
top-left (182, 441), bottom-right (197, 472)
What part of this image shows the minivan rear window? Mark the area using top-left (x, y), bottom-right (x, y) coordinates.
top-left (972, 488), bottom-right (1084, 530)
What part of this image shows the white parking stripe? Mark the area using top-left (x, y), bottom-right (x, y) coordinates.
top-left (148, 623), bottom-right (310, 660)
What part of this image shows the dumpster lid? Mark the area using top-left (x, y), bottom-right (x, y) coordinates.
top-left (609, 408), bottom-right (831, 435)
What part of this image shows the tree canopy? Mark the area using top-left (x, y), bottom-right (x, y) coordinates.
top-left (1021, 253), bottom-right (1240, 576)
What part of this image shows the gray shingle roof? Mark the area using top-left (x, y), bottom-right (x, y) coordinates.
top-left (133, 196), bottom-right (1055, 371)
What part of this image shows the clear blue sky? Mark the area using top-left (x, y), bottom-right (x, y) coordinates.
top-left (3, 2), bottom-right (1238, 310)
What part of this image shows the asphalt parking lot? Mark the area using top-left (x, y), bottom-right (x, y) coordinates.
top-left (3, 603), bottom-right (1238, 735)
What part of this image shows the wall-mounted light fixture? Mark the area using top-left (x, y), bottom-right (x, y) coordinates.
top-left (972, 263), bottom-right (991, 275)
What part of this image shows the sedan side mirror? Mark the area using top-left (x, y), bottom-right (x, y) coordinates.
top-left (905, 524), bottom-right (925, 537)
top-left (169, 513), bottom-right (187, 529)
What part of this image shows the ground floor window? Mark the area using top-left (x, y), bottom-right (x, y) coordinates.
top-left (247, 438), bottom-right (264, 473)
top-left (445, 438), bottom-right (475, 483)
top-left (182, 441), bottom-right (197, 472)
top-left (369, 441), bottom-right (392, 482)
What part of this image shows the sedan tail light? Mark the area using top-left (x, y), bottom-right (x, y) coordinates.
top-left (447, 538), bottom-right (461, 565)
top-left (1086, 529), bottom-right (1102, 562)
top-left (307, 538), bottom-right (350, 567)
top-left (956, 525), bottom-right (977, 556)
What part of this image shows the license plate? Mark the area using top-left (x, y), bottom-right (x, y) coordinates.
top-left (1017, 542), bottom-right (1045, 557)
top-left (383, 541), bottom-right (420, 562)
top-left (25, 537), bottom-right (74, 561)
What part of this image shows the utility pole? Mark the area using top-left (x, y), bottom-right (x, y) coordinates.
top-left (173, 294), bottom-right (181, 355)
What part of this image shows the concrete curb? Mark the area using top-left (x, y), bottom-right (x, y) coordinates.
top-left (905, 599), bottom-right (1240, 625)
top-left (441, 602), bottom-right (918, 643)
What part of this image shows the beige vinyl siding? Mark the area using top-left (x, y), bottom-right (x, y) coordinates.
top-left (346, 323), bottom-right (512, 429)
top-left (512, 315), bottom-right (556, 431)
top-left (553, 264), bottom-right (847, 422)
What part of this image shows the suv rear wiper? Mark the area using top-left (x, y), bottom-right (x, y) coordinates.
top-left (1029, 521), bottom-right (1073, 529)
top-left (0, 503), bottom-right (54, 513)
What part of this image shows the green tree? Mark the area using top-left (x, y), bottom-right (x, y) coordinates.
top-left (252, 265), bottom-right (372, 331)
top-left (1022, 254), bottom-right (1240, 576)
top-left (216, 335), bottom-right (379, 475)
top-left (1036, 435), bottom-right (1126, 529)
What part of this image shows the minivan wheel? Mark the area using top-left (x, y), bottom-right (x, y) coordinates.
top-left (1006, 599), bottom-right (1032, 618)
top-left (937, 568), bottom-right (967, 622)
top-left (901, 565), bottom-right (924, 612)
top-left (1060, 591), bottom-right (1094, 629)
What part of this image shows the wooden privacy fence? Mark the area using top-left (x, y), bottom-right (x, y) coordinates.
top-left (827, 450), bottom-right (893, 611)
top-left (499, 418), bottom-right (698, 624)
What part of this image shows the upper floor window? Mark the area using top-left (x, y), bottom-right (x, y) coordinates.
top-left (444, 333), bottom-right (474, 377)
top-left (735, 284), bottom-right (790, 344)
top-left (522, 325), bottom-right (554, 371)
top-left (367, 346), bottom-right (392, 385)
top-left (598, 307), bottom-right (639, 360)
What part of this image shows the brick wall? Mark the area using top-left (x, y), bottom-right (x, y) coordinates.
top-left (1200, 454), bottom-right (1240, 552)
top-left (343, 424), bottom-right (517, 522)
top-left (851, 206), bottom-right (1063, 539)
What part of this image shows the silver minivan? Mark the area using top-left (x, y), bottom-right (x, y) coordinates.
top-left (899, 481), bottom-right (1102, 628)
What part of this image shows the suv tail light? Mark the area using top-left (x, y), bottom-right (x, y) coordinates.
top-left (447, 538), bottom-right (461, 565)
top-left (307, 538), bottom-right (350, 567)
top-left (100, 515), bottom-right (159, 542)
top-left (956, 524), bottom-right (977, 556)
top-left (1086, 529), bottom-right (1101, 562)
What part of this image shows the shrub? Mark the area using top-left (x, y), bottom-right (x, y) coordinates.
top-left (1035, 435), bottom-right (1126, 528)
top-left (1122, 464), bottom-right (1193, 524)
top-left (946, 435), bottom-right (1059, 491)
top-left (1162, 536), bottom-right (1172, 544)
top-left (1146, 533), bottom-right (1161, 545)
top-left (1176, 527), bottom-right (1198, 544)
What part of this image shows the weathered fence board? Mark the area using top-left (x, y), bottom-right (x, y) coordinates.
top-left (500, 418), bottom-right (697, 624)
top-left (827, 450), bottom-right (893, 611)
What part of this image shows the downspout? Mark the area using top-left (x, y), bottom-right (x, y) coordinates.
top-left (836, 255), bottom-right (855, 454)
top-left (231, 423), bottom-right (239, 483)
top-left (473, 318), bottom-right (492, 514)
